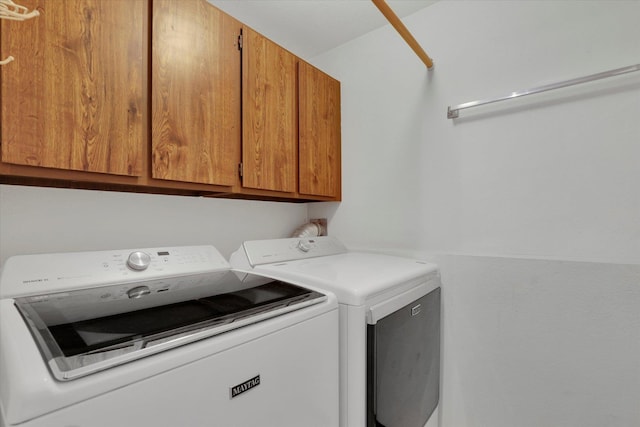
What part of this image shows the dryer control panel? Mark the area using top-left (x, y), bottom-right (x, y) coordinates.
top-left (239, 237), bottom-right (348, 267)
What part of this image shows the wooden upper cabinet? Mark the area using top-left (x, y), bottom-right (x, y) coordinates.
top-left (0, 0), bottom-right (340, 201)
top-left (241, 27), bottom-right (297, 193)
top-left (152, 0), bottom-right (241, 186)
top-left (0, 0), bottom-right (145, 176)
top-left (298, 61), bottom-right (341, 199)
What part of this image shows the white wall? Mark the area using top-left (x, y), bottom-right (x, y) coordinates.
top-left (0, 185), bottom-right (308, 264)
top-left (433, 254), bottom-right (640, 427)
top-left (310, 0), bottom-right (640, 264)
top-left (307, 1), bottom-right (640, 426)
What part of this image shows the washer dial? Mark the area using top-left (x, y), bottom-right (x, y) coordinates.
top-left (127, 251), bottom-right (151, 271)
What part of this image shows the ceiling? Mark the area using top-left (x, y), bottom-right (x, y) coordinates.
top-left (208, 0), bottom-right (438, 59)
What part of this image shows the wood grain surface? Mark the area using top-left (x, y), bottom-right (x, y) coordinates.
top-left (242, 26), bottom-right (297, 193)
top-left (298, 61), bottom-right (341, 198)
top-left (151, 0), bottom-right (241, 186)
top-left (1, 0), bottom-right (145, 176)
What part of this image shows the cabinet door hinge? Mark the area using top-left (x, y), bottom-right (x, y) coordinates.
top-left (238, 162), bottom-right (243, 178)
top-left (238, 34), bottom-right (243, 50)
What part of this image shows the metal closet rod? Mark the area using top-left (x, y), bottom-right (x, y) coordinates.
top-left (447, 63), bottom-right (640, 119)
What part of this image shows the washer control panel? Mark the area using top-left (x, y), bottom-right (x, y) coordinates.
top-left (127, 251), bottom-right (152, 271)
top-left (241, 236), bottom-right (348, 267)
top-left (0, 245), bottom-right (229, 298)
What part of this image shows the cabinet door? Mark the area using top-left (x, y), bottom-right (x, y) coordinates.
top-left (298, 61), bottom-right (341, 199)
top-left (0, 0), bottom-right (144, 176)
top-left (152, 0), bottom-right (241, 186)
top-left (242, 27), bottom-right (297, 193)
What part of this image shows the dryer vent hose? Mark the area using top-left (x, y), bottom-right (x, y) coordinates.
top-left (291, 222), bottom-right (326, 238)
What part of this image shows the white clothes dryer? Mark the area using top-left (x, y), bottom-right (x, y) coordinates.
top-left (231, 236), bottom-right (441, 427)
top-left (0, 245), bottom-right (339, 427)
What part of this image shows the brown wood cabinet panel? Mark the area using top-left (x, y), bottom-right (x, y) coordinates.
top-left (242, 27), bottom-right (297, 193)
top-left (298, 61), bottom-right (341, 199)
top-left (1, 0), bottom-right (144, 176)
top-left (0, 1), bottom-right (341, 203)
top-left (152, 0), bottom-right (241, 186)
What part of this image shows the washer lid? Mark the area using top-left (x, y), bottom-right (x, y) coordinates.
top-left (14, 271), bottom-right (326, 381)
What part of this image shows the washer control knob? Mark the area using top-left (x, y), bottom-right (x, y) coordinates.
top-left (127, 251), bottom-right (151, 271)
top-left (127, 286), bottom-right (151, 299)
top-left (297, 240), bottom-right (312, 253)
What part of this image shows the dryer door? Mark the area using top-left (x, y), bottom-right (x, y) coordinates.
top-left (367, 287), bottom-right (440, 427)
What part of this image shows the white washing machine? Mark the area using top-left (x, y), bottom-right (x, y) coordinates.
top-left (231, 236), bottom-right (441, 427)
top-left (0, 245), bottom-right (339, 427)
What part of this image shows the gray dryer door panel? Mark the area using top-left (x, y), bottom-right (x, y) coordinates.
top-left (367, 287), bottom-right (441, 427)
